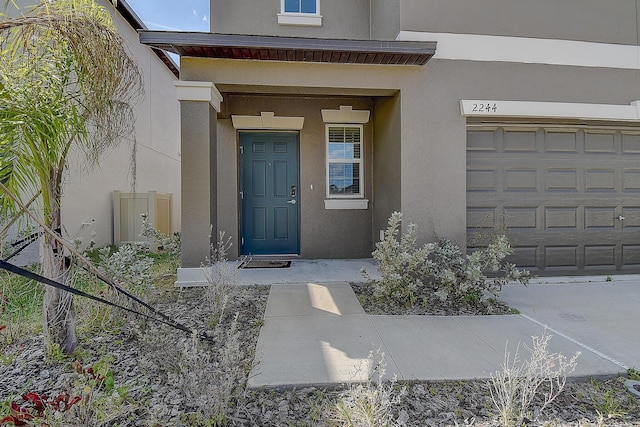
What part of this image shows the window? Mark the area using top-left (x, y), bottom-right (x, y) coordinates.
top-left (283, 0), bottom-right (317, 14)
top-left (278, 0), bottom-right (321, 26)
top-left (326, 125), bottom-right (363, 198)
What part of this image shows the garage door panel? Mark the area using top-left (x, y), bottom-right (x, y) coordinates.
top-left (622, 245), bottom-right (640, 267)
top-left (622, 133), bottom-right (640, 153)
top-left (585, 169), bottom-right (616, 192)
top-left (504, 169), bottom-right (537, 191)
top-left (466, 207), bottom-right (496, 230)
top-left (585, 132), bottom-right (616, 153)
top-left (504, 130), bottom-right (538, 152)
top-left (467, 169), bottom-right (498, 192)
top-left (623, 169), bottom-right (640, 191)
top-left (545, 130), bottom-right (579, 152)
top-left (467, 125), bottom-right (640, 274)
top-left (584, 208), bottom-right (616, 229)
top-left (508, 247), bottom-right (539, 268)
top-left (467, 130), bottom-right (498, 151)
top-left (545, 169), bottom-right (579, 191)
top-left (584, 245), bottom-right (616, 267)
top-left (622, 208), bottom-right (640, 228)
top-left (545, 246), bottom-right (578, 268)
top-left (544, 207), bottom-right (578, 230)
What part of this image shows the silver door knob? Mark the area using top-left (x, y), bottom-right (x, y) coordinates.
top-left (617, 215), bottom-right (626, 221)
top-left (286, 199), bottom-right (297, 205)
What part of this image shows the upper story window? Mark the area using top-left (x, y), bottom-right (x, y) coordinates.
top-left (278, 0), bottom-right (322, 26)
top-left (284, 0), bottom-right (317, 14)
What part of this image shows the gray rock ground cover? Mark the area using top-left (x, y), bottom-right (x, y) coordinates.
top-left (1, 285), bottom-right (639, 426)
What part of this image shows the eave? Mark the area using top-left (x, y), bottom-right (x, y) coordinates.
top-left (116, 0), bottom-right (180, 78)
top-left (139, 31), bottom-right (437, 66)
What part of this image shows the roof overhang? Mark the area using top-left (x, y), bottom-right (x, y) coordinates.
top-left (117, 0), bottom-right (180, 78)
top-left (139, 31), bottom-right (437, 66)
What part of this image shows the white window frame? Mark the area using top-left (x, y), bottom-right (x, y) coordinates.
top-left (278, 0), bottom-right (322, 26)
top-left (326, 124), bottom-right (364, 200)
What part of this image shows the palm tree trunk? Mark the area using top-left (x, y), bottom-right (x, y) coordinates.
top-left (41, 202), bottom-right (77, 354)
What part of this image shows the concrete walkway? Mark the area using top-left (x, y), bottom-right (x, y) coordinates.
top-left (244, 260), bottom-right (640, 388)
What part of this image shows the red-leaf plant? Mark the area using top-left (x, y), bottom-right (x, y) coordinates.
top-left (0, 290), bottom-right (7, 333)
top-left (1, 390), bottom-right (82, 426)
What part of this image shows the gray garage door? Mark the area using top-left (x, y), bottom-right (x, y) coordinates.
top-left (467, 123), bottom-right (640, 275)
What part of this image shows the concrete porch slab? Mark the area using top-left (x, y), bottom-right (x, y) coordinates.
top-left (175, 258), bottom-right (380, 287)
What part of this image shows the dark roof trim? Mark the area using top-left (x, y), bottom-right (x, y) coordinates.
top-left (116, 0), bottom-right (180, 78)
top-left (139, 31), bottom-right (437, 66)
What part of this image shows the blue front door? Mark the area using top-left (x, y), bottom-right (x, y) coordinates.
top-left (239, 132), bottom-right (300, 255)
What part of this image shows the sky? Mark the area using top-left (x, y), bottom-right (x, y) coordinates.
top-left (126, 0), bottom-right (209, 32)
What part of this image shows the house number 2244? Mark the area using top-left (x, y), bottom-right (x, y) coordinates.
top-left (472, 103), bottom-right (498, 113)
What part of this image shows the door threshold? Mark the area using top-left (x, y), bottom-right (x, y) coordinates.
top-left (241, 254), bottom-right (300, 260)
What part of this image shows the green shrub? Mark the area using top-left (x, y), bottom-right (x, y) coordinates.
top-left (363, 212), bottom-right (529, 309)
top-left (96, 244), bottom-right (153, 291)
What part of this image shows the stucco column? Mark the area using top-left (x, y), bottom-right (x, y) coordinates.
top-left (175, 81), bottom-right (222, 268)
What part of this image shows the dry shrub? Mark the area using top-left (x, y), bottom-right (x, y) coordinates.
top-left (327, 350), bottom-right (406, 427)
top-left (489, 330), bottom-right (580, 427)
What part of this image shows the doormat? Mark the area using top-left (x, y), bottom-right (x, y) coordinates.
top-left (238, 260), bottom-right (291, 269)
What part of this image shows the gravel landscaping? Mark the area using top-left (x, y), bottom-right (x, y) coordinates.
top-left (2, 279), bottom-right (640, 426)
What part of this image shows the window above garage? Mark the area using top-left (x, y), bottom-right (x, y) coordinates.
top-left (278, 0), bottom-right (322, 26)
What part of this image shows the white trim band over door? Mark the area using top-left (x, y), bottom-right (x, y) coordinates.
top-left (231, 112), bottom-right (304, 130)
top-left (460, 99), bottom-right (640, 122)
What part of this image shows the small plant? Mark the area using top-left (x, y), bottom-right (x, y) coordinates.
top-left (204, 231), bottom-right (241, 326)
top-left (326, 350), bottom-right (406, 427)
top-left (171, 316), bottom-right (247, 426)
top-left (140, 213), bottom-right (181, 259)
top-left (97, 243), bottom-right (153, 290)
top-left (0, 272), bottom-right (44, 347)
top-left (0, 391), bottom-right (82, 426)
top-left (488, 330), bottom-right (580, 427)
top-left (593, 389), bottom-right (625, 420)
top-left (628, 367), bottom-right (640, 381)
top-left (363, 212), bottom-right (529, 310)
top-left (0, 291), bottom-right (6, 336)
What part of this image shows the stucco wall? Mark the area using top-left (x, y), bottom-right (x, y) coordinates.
top-left (61, 1), bottom-right (181, 249)
top-left (216, 95), bottom-right (374, 259)
top-left (370, 0), bottom-right (400, 40)
top-left (210, 0), bottom-right (371, 39)
top-left (179, 48), bottom-right (640, 256)
top-left (372, 95), bottom-right (402, 241)
top-left (399, 0), bottom-right (640, 45)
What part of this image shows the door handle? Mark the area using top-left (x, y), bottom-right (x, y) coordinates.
top-left (617, 215), bottom-right (626, 221)
top-left (286, 199), bottom-right (297, 205)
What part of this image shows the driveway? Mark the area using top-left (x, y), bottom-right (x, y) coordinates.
top-left (499, 275), bottom-right (640, 371)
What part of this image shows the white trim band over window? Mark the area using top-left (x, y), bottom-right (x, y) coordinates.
top-left (460, 99), bottom-right (640, 122)
top-left (321, 106), bottom-right (371, 124)
top-left (277, 13), bottom-right (321, 26)
top-left (324, 199), bottom-right (369, 210)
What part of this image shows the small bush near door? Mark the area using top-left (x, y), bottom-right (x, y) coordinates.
top-left (362, 212), bottom-right (529, 310)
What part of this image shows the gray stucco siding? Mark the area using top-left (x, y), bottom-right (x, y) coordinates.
top-left (210, 0), bottom-right (371, 40)
top-left (216, 94), bottom-right (375, 259)
top-left (399, 0), bottom-right (640, 45)
top-left (180, 56), bottom-right (640, 260)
